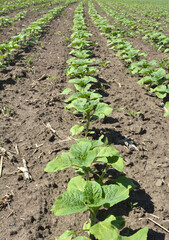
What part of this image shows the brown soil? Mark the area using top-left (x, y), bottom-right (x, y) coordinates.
top-left (0, 2), bottom-right (169, 240)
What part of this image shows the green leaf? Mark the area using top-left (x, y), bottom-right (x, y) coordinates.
top-left (164, 111), bottom-right (169, 117)
top-left (55, 230), bottom-right (74, 240)
top-left (83, 221), bottom-right (91, 231)
top-left (90, 92), bottom-right (102, 100)
top-left (120, 227), bottom-right (148, 240)
top-left (69, 49), bottom-right (92, 58)
top-left (65, 102), bottom-right (74, 110)
top-left (71, 30), bottom-right (92, 40)
top-left (84, 181), bottom-right (102, 205)
top-left (131, 67), bottom-right (140, 74)
top-left (102, 182), bottom-right (131, 207)
top-left (115, 176), bottom-right (136, 189)
top-left (164, 101), bottom-right (169, 117)
top-left (70, 141), bottom-right (96, 168)
top-left (164, 48), bottom-right (169, 53)
top-left (66, 65), bottom-right (89, 78)
top-left (150, 85), bottom-right (166, 93)
top-left (44, 153), bottom-right (71, 172)
top-left (137, 76), bottom-right (152, 84)
top-left (52, 181), bottom-right (103, 216)
top-left (66, 98), bottom-right (86, 111)
top-left (111, 216), bottom-right (125, 230)
top-left (70, 141), bottom-right (91, 158)
top-left (90, 216), bottom-right (148, 240)
top-left (150, 85), bottom-right (169, 98)
top-left (61, 88), bottom-right (72, 95)
top-left (67, 176), bottom-right (86, 192)
top-left (152, 68), bottom-right (165, 81)
top-left (65, 92), bottom-right (80, 103)
top-left (94, 147), bottom-right (119, 158)
top-left (75, 83), bottom-right (92, 92)
top-left (51, 190), bottom-right (87, 216)
top-left (139, 68), bottom-right (154, 75)
top-left (108, 155), bottom-right (124, 172)
top-left (93, 103), bottom-right (112, 119)
top-left (69, 76), bottom-right (97, 86)
top-left (87, 66), bottom-right (99, 75)
top-left (69, 98), bottom-right (99, 114)
top-left (156, 92), bottom-right (167, 98)
top-left (69, 58), bottom-right (94, 66)
top-left (73, 237), bottom-right (90, 240)
top-left (52, 176), bottom-right (132, 216)
top-left (94, 146), bottom-right (124, 172)
top-left (70, 125), bottom-right (84, 136)
top-left (164, 101), bottom-right (169, 110)
top-left (89, 215), bottom-right (119, 240)
top-left (75, 135), bottom-right (104, 149)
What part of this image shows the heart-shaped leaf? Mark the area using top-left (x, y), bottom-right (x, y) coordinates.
top-left (44, 153), bottom-right (71, 172)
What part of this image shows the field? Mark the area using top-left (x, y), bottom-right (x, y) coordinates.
top-left (0, 0), bottom-right (169, 239)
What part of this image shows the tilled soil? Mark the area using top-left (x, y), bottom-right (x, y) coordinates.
top-left (0, 2), bottom-right (65, 44)
top-left (0, 1), bottom-right (169, 240)
top-left (93, 1), bottom-right (169, 61)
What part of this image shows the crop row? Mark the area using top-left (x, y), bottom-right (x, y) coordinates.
top-left (0, 10), bottom-right (27, 28)
top-left (88, 0), bottom-right (169, 117)
top-left (0, 0), bottom-right (65, 29)
top-left (44, 1), bottom-right (149, 240)
top-left (0, 0), bottom-right (78, 69)
top-left (97, 0), bottom-right (169, 53)
top-left (105, 0), bottom-right (169, 24)
top-left (0, 0), bottom-right (64, 15)
top-left (99, 0), bottom-right (168, 32)
top-left (107, 1), bottom-right (168, 32)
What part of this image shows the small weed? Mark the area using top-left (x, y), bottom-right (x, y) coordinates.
top-left (99, 59), bottom-right (110, 68)
top-left (23, 57), bottom-right (33, 65)
top-left (47, 76), bottom-right (56, 82)
top-left (114, 106), bottom-right (141, 118)
top-left (92, 40), bottom-right (98, 47)
top-left (137, 154), bottom-right (144, 159)
top-left (100, 83), bottom-right (106, 90)
top-left (4, 107), bottom-right (11, 114)
top-left (55, 31), bottom-right (61, 35)
top-left (120, 107), bottom-right (126, 111)
top-left (28, 67), bottom-right (34, 72)
top-left (128, 110), bottom-right (135, 117)
top-left (40, 87), bottom-right (46, 91)
top-left (62, 35), bottom-right (69, 45)
top-left (1, 106), bottom-right (12, 116)
top-left (40, 42), bottom-right (45, 49)
top-left (129, 201), bottom-right (138, 210)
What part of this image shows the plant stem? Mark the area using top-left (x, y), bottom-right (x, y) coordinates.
top-left (98, 164), bottom-right (109, 182)
top-left (75, 229), bottom-right (89, 234)
top-left (85, 112), bottom-right (90, 137)
top-left (86, 171), bottom-right (89, 181)
top-left (90, 210), bottom-right (97, 226)
top-left (89, 208), bottom-right (98, 240)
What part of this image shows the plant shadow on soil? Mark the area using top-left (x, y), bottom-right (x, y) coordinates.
top-left (0, 77), bottom-right (16, 90)
top-left (91, 123), bottom-right (124, 145)
top-left (90, 122), bottom-right (165, 240)
top-left (93, 167), bottom-right (165, 240)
